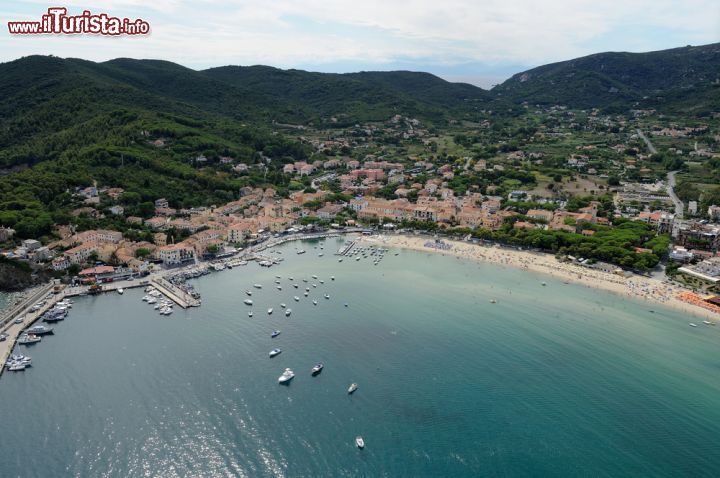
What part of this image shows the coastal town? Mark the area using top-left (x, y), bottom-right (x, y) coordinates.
top-left (2, 109), bottom-right (720, 310)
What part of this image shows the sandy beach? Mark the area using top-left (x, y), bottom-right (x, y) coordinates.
top-left (359, 234), bottom-right (717, 321)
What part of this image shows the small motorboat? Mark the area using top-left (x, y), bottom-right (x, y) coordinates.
top-left (277, 286), bottom-right (282, 291)
top-left (271, 330), bottom-right (281, 338)
top-left (348, 383), bottom-right (358, 394)
top-left (244, 299), bottom-right (253, 306)
top-left (268, 308), bottom-right (273, 315)
top-left (269, 348), bottom-right (282, 357)
top-left (304, 292), bottom-right (309, 297)
top-left (253, 284), bottom-right (262, 289)
top-left (313, 300), bottom-right (318, 306)
top-left (355, 437), bottom-right (365, 449)
top-left (117, 288), bottom-right (124, 295)
top-left (293, 284), bottom-right (299, 288)
top-left (248, 311), bottom-right (253, 317)
top-left (280, 303), bottom-right (286, 308)
top-left (294, 296), bottom-right (300, 301)
top-left (311, 363), bottom-right (324, 375)
top-left (324, 294), bottom-right (330, 300)
top-left (245, 290), bottom-right (252, 296)
top-left (285, 309), bottom-right (292, 316)
top-left (689, 323), bottom-right (698, 327)
top-left (17, 334), bottom-right (41, 345)
top-left (278, 368), bottom-right (295, 384)
top-left (344, 303), bottom-right (349, 307)
top-left (331, 276), bottom-right (335, 280)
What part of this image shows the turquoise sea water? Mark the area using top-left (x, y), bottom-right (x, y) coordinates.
top-left (1, 236), bottom-right (720, 477)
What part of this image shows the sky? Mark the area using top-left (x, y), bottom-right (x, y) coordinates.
top-left (1, 0), bottom-right (719, 89)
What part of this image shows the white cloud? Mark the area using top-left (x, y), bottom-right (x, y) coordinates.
top-left (1, 0), bottom-right (718, 73)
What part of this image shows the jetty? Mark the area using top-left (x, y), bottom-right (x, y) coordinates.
top-left (336, 240), bottom-right (356, 256)
top-left (150, 278), bottom-right (200, 308)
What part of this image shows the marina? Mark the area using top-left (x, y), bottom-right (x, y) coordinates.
top-left (3, 236), bottom-right (720, 476)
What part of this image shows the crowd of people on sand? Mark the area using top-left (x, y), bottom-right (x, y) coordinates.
top-left (361, 233), bottom-right (718, 318)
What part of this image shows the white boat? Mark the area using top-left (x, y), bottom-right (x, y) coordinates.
top-left (355, 437), bottom-right (365, 449)
top-left (318, 253), bottom-right (324, 257)
top-left (253, 284), bottom-right (262, 289)
top-left (268, 308), bottom-right (273, 315)
top-left (294, 296), bottom-right (300, 301)
top-left (248, 311), bottom-right (253, 317)
top-left (348, 383), bottom-right (358, 394)
top-left (285, 309), bottom-right (292, 316)
top-left (8, 363), bottom-right (26, 372)
top-left (297, 250), bottom-right (306, 255)
top-left (245, 290), bottom-right (252, 296)
top-left (17, 334), bottom-right (41, 345)
top-left (312, 275), bottom-right (318, 279)
top-left (331, 276), bottom-right (335, 280)
top-left (306, 287), bottom-right (310, 292)
top-left (269, 348), bottom-right (282, 357)
top-left (281, 303), bottom-right (286, 308)
top-left (703, 320), bottom-right (713, 325)
top-left (313, 300), bottom-right (318, 306)
top-left (147, 297), bottom-right (157, 304)
top-left (324, 294), bottom-right (330, 299)
top-left (312, 284), bottom-right (317, 288)
top-left (320, 280), bottom-right (324, 284)
top-left (689, 323), bottom-right (698, 327)
top-left (275, 280), bottom-right (281, 284)
top-left (278, 368), bottom-right (295, 383)
top-left (311, 363), bottom-right (324, 375)
top-left (304, 292), bottom-right (309, 297)
top-left (244, 299), bottom-right (253, 306)
top-left (293, 284), bottom-right (299, 288)
top-left (117, 288), bottom-right (124, 295)
top-left (277, 286), bottom-right (282, 291)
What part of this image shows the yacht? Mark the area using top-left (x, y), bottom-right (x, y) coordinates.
top-left (268, 308), bottom-right (273, 315)
top-left (253, 284), bottom-right (263, 289)
top-left (244, 299), bottom-right (253, 306)
top-left (17, 334), bottom-right (41, 345)
top-left (117, 288), bottom-right (124, 295)
top-left (311, 363), bottom-right (324, 375)
top-left (348, 383), bottom-right (358, 394)
top-left (294, 296), bottom-right (300, 302)
top-left (245, 290), bottom-right (252, 296)
top-left (147, 297), bottom-right (158, 304)
top-left (8, 363), bottom-right (26, 372)
top-left (271, 330), bottom-right (281, 338)
top-left (278, 368), bottom-right (295, 383)
top-left (285, 309), bottom-right (292, 316)
top-left (26, 325), bottom-right (53, 335)
top-left (355, 437), bottom-right (365, 449)
top-left (269, 348), bottom-right (282, 357)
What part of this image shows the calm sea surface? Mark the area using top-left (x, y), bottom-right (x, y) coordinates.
top-left (1, 237), bottom-right (720, 477)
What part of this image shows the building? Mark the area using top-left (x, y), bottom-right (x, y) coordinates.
top-left (158, 243), bottom-right (195, 266)
top-left (21, 239), bottom-right (41, 251)
top-left (155, 198), bottom-right (169, 209)
top-left (64, 242), bottom-right (98, 265)
top-left (0, 227), bottom-right (15, 242)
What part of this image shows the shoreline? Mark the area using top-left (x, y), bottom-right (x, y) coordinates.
top-left (358, 233), bottom-right (717, 321)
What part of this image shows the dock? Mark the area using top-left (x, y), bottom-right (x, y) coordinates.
top-left (150, 278), bottom-right (200, 308)
top-left (336, 240), bottom-right (356, 256)
top-left (0, 282), bottom-right (67, 377)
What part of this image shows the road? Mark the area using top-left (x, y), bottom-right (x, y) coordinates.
top-left (636, 128), bottom-right (657, 154)
top-left (666, 170), bottom-right (685, 218)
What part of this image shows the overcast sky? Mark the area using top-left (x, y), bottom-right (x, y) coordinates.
top-left (2, 0), bottom-right (718, 88)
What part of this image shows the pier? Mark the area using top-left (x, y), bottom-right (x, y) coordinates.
top-left (336, 240), bottom-right (356, 256)
top-left (150, 278), bottom-right (201, 308)
top-left (0, 282), bottom-right (67, 377)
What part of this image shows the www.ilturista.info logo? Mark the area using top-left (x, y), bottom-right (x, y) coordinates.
top-left (8, 7), bottom-right (150, 35)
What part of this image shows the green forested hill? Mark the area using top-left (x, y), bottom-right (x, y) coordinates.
top-left (493, 43), bottom-right (720, 113)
